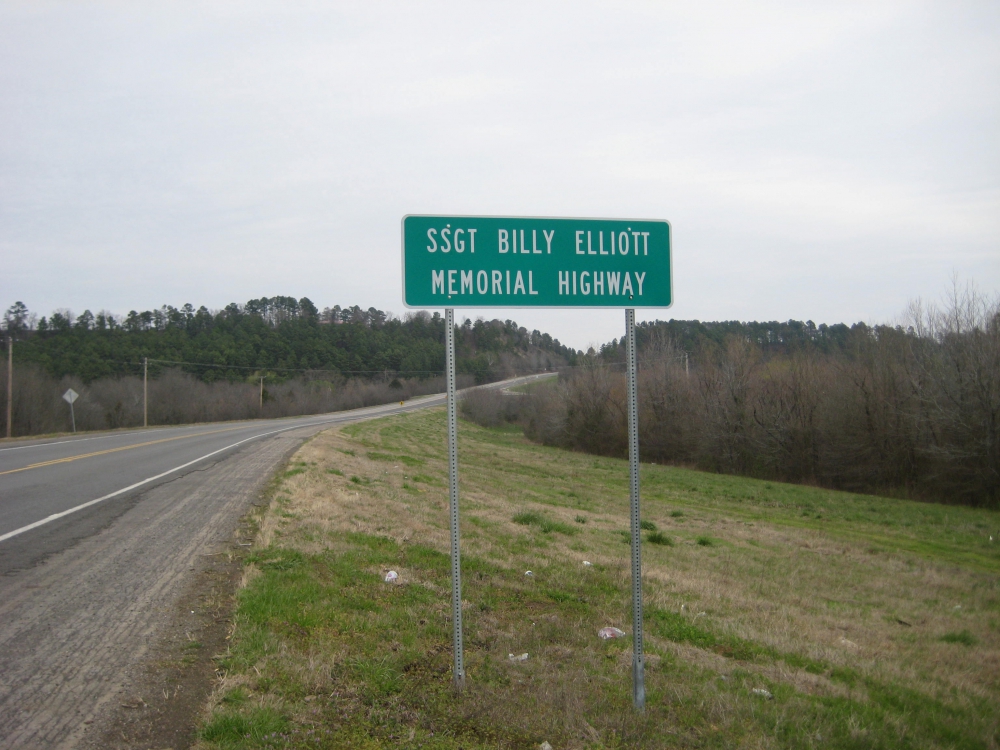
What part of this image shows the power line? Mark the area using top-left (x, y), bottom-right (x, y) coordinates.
top-left (147, 358), bottom-right (447, 375)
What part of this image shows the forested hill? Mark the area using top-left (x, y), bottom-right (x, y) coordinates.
top-left (630, 318), bottom-right (858, 355)
top-left (7, 297), bottom-right (577, 384)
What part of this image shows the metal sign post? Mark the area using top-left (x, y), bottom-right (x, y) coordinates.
top-left (5, 336), bottom-right (11, 439)
top-left (62, 388), bottom-right (78, 433)
top-left (444, 308), bottom-right (465, 689)
top-left (625, 308), bottom-right (645, 710)
top-left (402, 214), bottom-right (671, 709)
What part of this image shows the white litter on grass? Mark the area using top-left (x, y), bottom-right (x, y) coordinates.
top-left (695, 612), bottom-right (707, 618)
top-left (583, 561), bottom-right (593, 566)
top-left (508, 652), bottom-right (529, 662)
top-left (524, 570), bottom-right (534, 577)
top-left (598, 627), bottom-right (625, 640)
top-left (954, 604), bottom-right (962, 610)
top-left (384, 571), bottom-right (399, 583)
top-left (751, 688), bottom-right (774, 700)
top-left (540, 742), bottom-right (553, 750)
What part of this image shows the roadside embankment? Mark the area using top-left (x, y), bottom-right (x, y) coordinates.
top-left (195, 408), bottom-right (1000, 749)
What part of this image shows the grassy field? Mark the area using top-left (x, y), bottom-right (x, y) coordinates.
top-left (504, 375), bottom-right (559, 394)
top-left (195, 409), bottom-right (1000, 749)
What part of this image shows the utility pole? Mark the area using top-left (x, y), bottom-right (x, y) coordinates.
top-left (260, 377), bottom-right (264, 411)
top-left (5, 336), bottom-right (11, 439)
top-left (143, 357), bottom-right (148, 428)
top-left (685, 351), bottom-right (689, 378)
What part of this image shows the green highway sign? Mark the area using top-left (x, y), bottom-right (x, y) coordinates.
top-left (402, 215), bottom-right (671, 308)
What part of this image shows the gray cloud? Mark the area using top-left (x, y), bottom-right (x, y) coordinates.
top-left (1, 1), bottom-right (997, 348)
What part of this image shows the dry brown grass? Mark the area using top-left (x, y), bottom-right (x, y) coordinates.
top-left (272, 416), bottom-right (1000, 706)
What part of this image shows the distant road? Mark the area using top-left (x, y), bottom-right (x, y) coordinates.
top-left (0, 374), bottom-right (547, 748)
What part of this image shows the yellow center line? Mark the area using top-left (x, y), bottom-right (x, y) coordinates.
top-left (0, 426), bottom-right (247, 477)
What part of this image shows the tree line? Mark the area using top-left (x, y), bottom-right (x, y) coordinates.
top-left (464, 284), bottom-right (1000, 508)
top-left (0, 296), bottom-right (574, 435)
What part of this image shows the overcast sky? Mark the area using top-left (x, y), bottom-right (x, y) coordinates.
top-left (2, 1), bottom-right (997, 350)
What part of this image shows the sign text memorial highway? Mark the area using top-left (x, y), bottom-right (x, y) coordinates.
top-left (402, 215), bottom-right (672, 308)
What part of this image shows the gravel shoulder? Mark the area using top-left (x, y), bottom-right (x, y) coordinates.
top-left (0, 428), bottom-right (314, 749)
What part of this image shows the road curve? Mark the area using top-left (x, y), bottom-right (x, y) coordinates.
top-left (0, 375), bottom-right (548, 748)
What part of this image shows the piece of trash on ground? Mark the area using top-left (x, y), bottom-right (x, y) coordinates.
top-left (540, 742), bottom-right (553, 750)
top-left (598, 627), bottom-right (625, 640)
top-left (384, 570), bottom-right (399, 583)
top-left (524, 570), bottom-right (534, 577)
top-left (751, 688), bottom-right (773, 700)
top-left (583, 561), bottom-right (593, 566)
top-left (508, 652), bottom-right (529, 662)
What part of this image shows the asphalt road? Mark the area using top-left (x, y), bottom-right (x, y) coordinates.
top-left (0, 375), bottom-right (548, 748)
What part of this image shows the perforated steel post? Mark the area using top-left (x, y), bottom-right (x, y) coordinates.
top-left (445, 308), bottom-right (465, 689)
top-left (6, 337), bottom-right (11, 439)
top-left (625, 308), bottom-right (645, 710)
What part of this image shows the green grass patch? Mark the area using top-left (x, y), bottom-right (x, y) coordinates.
top-left (512, 511), bottom-right (577, 535)
top-left (366, 451), bottom-right (425, 466)
top-left (505, 375), bottom-right (558, 394)
top-left (512, 511), bottom-right (541, 526)
top-left (646, 531), bottom-right (673, 546)
top-left (940, 630), bottom-right (978, 646)
top-left (200, 706), bottom-right (289, 747)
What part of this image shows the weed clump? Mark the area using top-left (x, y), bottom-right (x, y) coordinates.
top-left (696, 536), bottom-right (714, 546)
top-left (647, 531), bottom-right (673, 546)
top-left (200, 706), bottom-right (288, 744)
top-left (640, 520), bottom-right (657, 531)
top-left (513, 511), bottom-right (543, 526)
top-left (512, 511), bottom-right (577, 535)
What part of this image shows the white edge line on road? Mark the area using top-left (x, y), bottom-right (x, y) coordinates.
top-left (0, 392), bottom-right (448, 454)
top-left (0, 377), bottom-right (543, 543)
top-left (0, 412), bottom-right (372, 544)
top-left (0, 376), bottom-right (534, 455)
top-left (0, 394), bottom-right (451, 544)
